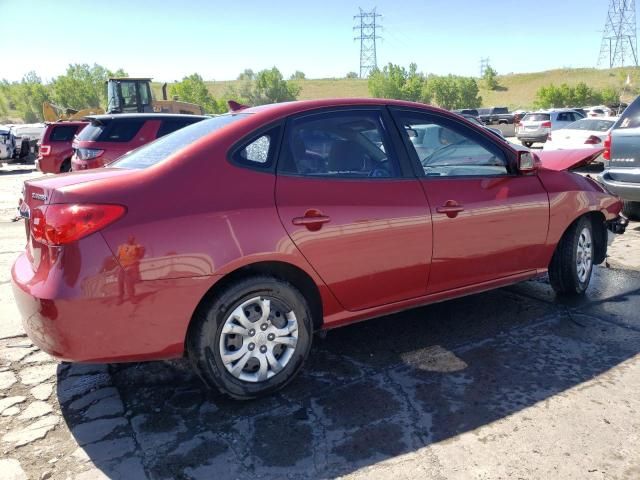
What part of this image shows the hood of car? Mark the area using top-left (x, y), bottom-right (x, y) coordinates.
top-left (535, 148), bottom-right (604, 171)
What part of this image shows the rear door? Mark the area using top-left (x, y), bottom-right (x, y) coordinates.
top-left (391, 108), bottom-right (550, 293)
top-left (275, 108), bottom-right (432, 311)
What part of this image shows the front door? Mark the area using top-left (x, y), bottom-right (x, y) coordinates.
top-left (275, 108), bottom-right (432, 311)
top-left (391, 109), bottom-right (550, 293)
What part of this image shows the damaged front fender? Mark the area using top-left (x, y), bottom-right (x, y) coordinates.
top-left (534, 148), bottom-right (605, 171)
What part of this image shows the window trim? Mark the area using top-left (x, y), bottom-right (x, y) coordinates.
top-left (227, 121), bottom-right (284, 172)
top-left (388, 107), bottom-right (519, 179)
top-left (275, 106), bottom-right (413, 180)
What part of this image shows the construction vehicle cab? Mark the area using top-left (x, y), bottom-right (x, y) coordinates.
top-left (107, 78), bottom-right (154, 114)
top-left (107, 78), bottom-right (204, 115)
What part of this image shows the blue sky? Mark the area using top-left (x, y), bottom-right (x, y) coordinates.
top-left (2, 0), bottom-right (617, 82)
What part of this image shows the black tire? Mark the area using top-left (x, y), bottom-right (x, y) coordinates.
top-left (548, 216), bottom-right (594, 295)
top-left (60, 159), bottom-right (71, 173)
top-left (622, 200), bottom-right (640, 220)
top-left (522, 141), bottom-right (533, 148)
top-left (187, 276), bottom-right (313, 399)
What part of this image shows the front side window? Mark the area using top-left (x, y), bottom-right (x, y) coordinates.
top-left (396, 112), bottom-right (508, 177)
top-left (278, 110), bottom-right (399, 178)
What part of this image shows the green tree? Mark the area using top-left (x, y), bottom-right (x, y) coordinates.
top-left (290, 71), bottom-right (306, 80)
top-left (482, 66), bottom-right (499, 91)
top-left (423, 75), bottom-right (482, 109)
top-left (169, 73), bottom-right (226, 114)
top-left (249, 67), bottom-right (300, 105)
top-left (346, 72), bottom-right (359, 79)
top-left (51, 64), bottom-right (126, 110)
top-left (12, 72), bottom-right (51, 122)
top-left (368, 63), bottom-right (425, 102)
top-left (237, 69), bottom-right (255, 81)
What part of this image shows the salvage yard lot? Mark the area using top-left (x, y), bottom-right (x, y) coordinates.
top-left (1, 163), bottom-right (640, 479)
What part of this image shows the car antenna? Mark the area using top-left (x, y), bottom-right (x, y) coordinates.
top-left (228, 100), bottom-right (249, 112)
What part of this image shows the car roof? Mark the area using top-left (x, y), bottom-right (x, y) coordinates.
top-left (238, 98), bottom-right (451, 121)
top-left (84, 113), bottom-right (209, 121)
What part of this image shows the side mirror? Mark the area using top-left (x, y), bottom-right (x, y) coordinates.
top-left (518, 151), bottom-right (537, 173)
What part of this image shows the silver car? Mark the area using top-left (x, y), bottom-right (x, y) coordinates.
top-left (516, 109), bottom-right (585, 147)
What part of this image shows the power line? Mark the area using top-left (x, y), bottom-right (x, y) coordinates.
top-left (353, 8), bottom-right (382, 78)
top-left (598, 0), bottom-right (638, 68)
top-left (480, 57), bottom-right (490, 77)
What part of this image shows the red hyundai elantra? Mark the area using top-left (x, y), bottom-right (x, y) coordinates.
top-left (12, 99), bottom-right (626, 399)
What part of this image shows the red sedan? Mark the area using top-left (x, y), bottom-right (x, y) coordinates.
top-left (12, 99), bottom-right (626, 399)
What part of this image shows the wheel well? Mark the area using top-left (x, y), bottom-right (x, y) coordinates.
top-left (188, 261), bottom-right (324, 343)
top-left (60, 157), bottom-right (71, 172)
top-left (558, 211), bottom-right (607, 265)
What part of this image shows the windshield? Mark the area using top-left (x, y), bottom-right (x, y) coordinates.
top-left (111, 114), bottom-right (249, 169)
top-left (565, 118), bottom-right (615, 132)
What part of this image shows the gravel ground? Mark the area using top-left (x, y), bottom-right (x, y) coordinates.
top-left (1, 162), bottom-right (640, 479)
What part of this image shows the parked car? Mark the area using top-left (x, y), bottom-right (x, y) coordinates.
top-left (584, 107), bottom-right (609, 118)
top-left (12, 99), bottom-right (625, 399)
top-left (453, 108), bottom-right (479, 117)
top-left (36, 121), bottom-right (88, 173)
top-left (459, 113), bottom-right (506, 139)
top-left (543, 117), bottom-right (619, 151)
top-left (600, 95), bottom-right (640, 219)
top-left (477, 107), bottom-right (514, 125)
top-left (70, 113), bottom-right (208, 170)
top-left (0, 127), bottom-right (17, 160)
top-left (10, 123), bottom-right (46, 159)
top-left (516, 109), bottom-right (585, 147)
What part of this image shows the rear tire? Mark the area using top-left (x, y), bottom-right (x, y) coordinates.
top-left (187, 276), bottom-right (313, 399)
top-left (549, 216), bottom-right (594, 295)
top-left (60, 159), bottom-right (71, 173)
top-left (622, 200), bottom-right (640, 220)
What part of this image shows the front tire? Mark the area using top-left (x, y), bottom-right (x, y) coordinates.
top-left (549, 217), bottom-right (594, 295)
top-left (522, 141), bottom-right (533, 148)
top-left (187, 276), bottom-right (313, 399)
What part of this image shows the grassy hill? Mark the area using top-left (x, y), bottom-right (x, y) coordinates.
top-left (153, 66), bottom-right (638, 111)
top-left (2, 67), bottom-right (637, 123)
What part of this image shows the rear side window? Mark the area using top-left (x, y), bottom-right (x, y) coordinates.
top-left (492, 107), bottom-right (508, 114)
top-left (156, 118), bottom-right (205, 138)
top-left (112, 114), bottom-right (248, 169)
top-left (232, 126), bottom-right (281, 169)
top-left (523, 113), bottom-right (550, 122)
top-left (77, 119), bottom-right (144, 142)
top-left (49, 125), bottom-right (79, 142)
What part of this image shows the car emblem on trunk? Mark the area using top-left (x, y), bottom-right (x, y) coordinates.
top-left (31, 193), bottom-right (47, 201)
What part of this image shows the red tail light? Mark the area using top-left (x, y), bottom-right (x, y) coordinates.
top-left (603, 134), bottom-right (612, 160)
top-left (584, 135), bottom-right (602, 145)
top-left (30, 204), bottom-right (126, 246)
top-left (39, 145), bottom-right (51, 156)
top-left (541, 121), bottom-right (552, 128)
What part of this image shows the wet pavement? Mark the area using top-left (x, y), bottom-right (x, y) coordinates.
top-left (1, 164), bottom-right (640, 479)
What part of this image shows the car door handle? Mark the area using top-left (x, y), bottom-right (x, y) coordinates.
top-left (436, 201), bottom-right (464, 218)
top-left (292, 210), bottom-right (331, 230)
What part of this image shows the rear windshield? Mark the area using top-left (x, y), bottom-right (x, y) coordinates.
top-left (78, 119), bottom-right (144, 142)
top-left (111, 114), bottom-right (249, 169)
top-left (522, 113), bottom-right (550, 122)
top-left (49, 125), bottom-right (79, 142)
top-left (566, 119), bottom-right (615, 132)
top-left (616, 96), bottom-right (640, 129)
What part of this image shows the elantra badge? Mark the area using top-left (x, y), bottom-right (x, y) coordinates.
top-left (31, 193), bottom-right (47, 201)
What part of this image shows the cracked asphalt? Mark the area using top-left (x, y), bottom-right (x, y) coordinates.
top-left (1, 163), bottom-right (640, 479)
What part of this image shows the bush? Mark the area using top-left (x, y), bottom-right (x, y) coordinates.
top-left (534, 82), bottom-right (620, 108)
top-left (169, 73), bottom-right (226, 114)
top-left (368, 63), bottom-right (425, 102)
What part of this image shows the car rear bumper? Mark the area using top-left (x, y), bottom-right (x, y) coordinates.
top-left (516, 134), bottom-right (549, 143)
top-left (600, 171), bottom-right (640, 202)
top-left (11, 239), bottom-right (215, 363)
